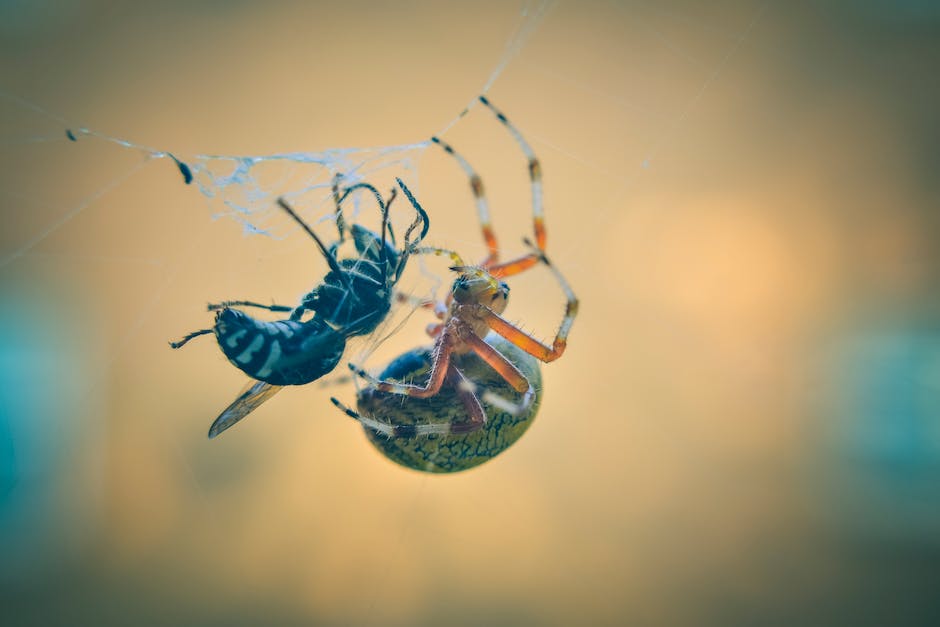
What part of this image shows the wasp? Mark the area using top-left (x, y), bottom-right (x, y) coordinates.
top-left (170, 176), bottom-right (429, 437)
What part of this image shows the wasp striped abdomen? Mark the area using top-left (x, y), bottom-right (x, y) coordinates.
top-left (214, 308), bottom-right (345, 386)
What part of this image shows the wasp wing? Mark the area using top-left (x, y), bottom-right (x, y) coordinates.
top-left (209, 380), bottom-right (283, 439)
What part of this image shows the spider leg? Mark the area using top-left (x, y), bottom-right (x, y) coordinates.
top-left (478, 96), bottom-right (545, 251)
top-left (462, 332), bottom-right (535, 415)
top-left (430, 136), bottom-right (499, 266)
top-left (168, 328), bottom-right (213, 349)
top-left (471, 95), bottom-right (548, 278)
top-left (329, 366), bottom-right (485, 438)
top-left (483, 299), bottom-right (576, 364)
top-left (486, 253), bottom-right (540, 279)
top-left (349, 333), bottom-right (456, 399)
top-left (483, 247), bottom-right (578, 362)
top-left (206, 300), bottom-right (292, 313)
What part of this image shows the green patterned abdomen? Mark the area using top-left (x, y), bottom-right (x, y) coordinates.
top-left (357, 333), bottom-right (542, 473)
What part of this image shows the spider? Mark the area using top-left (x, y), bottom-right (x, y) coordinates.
top-left (169, 175), bottom-right (430, 437)
top-left (331, 96), bottom-right (579, 472)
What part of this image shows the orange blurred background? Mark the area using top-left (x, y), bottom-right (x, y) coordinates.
top-left (1, 1), bottom-right (939, 625)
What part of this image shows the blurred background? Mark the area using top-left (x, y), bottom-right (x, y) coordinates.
top-left (1, 1), bottom-right (939, 625)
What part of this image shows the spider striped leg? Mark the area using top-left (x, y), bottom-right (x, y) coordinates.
top-left (482, 253), bottom-right (579, 363)
top-left (329, 366), bottom-right (486, 438)
top-left (462, 332), bottom-right (535, 415)
top-left (430, 136), bottom-right (500, 266)
top-left (478, 96), bottom-right (546, 252)
top-left (206, 300), bottom-right (293, 313)
top-left (348, 334), bottom-right (456, 399)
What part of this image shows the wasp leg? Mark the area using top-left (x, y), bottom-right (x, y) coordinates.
top-left (206, 300), bottom-right (292, 313)
top-left (169, 328), bottom-right (213, 349)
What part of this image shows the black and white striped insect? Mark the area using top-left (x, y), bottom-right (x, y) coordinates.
top-left (170, 175), bottom-right (430, 437)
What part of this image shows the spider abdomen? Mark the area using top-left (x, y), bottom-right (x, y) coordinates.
top-left (357, 333), bottom-right (542, 473)
top-left (214, 308), bottom-right (345, 386)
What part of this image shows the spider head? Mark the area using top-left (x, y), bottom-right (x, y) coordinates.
top-left (451, 268), bottom-right (510, 312)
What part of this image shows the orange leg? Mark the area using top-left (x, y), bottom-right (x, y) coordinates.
top-left (463, 332), bottom-right (535, 415)
top-left (486, 253), bottom-right (540, 278)
top-left (332, 342), bottom-right (486, 438)
top-left (431, 136), bottom-right (500, 266)
top-left (349, 334), bottom-right (456, 399)
top-left (330, 363), bottom-right (485, 438)
top-left (484, 245), bottom-right (579, 362)
top-left (478, 96), bottom-right (547, 252)
top-left (433, 97), bottom-right (547, 271)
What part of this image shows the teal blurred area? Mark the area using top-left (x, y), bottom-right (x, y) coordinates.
top-left (823, 326), bottom-right (940, 541)
top-left (0, 278), bottom-right (104, 582)
top-left (1, 1), bottom-right (939, 625)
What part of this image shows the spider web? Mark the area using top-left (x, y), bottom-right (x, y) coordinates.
top-left (0, 1), bottom-right (551, 250)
